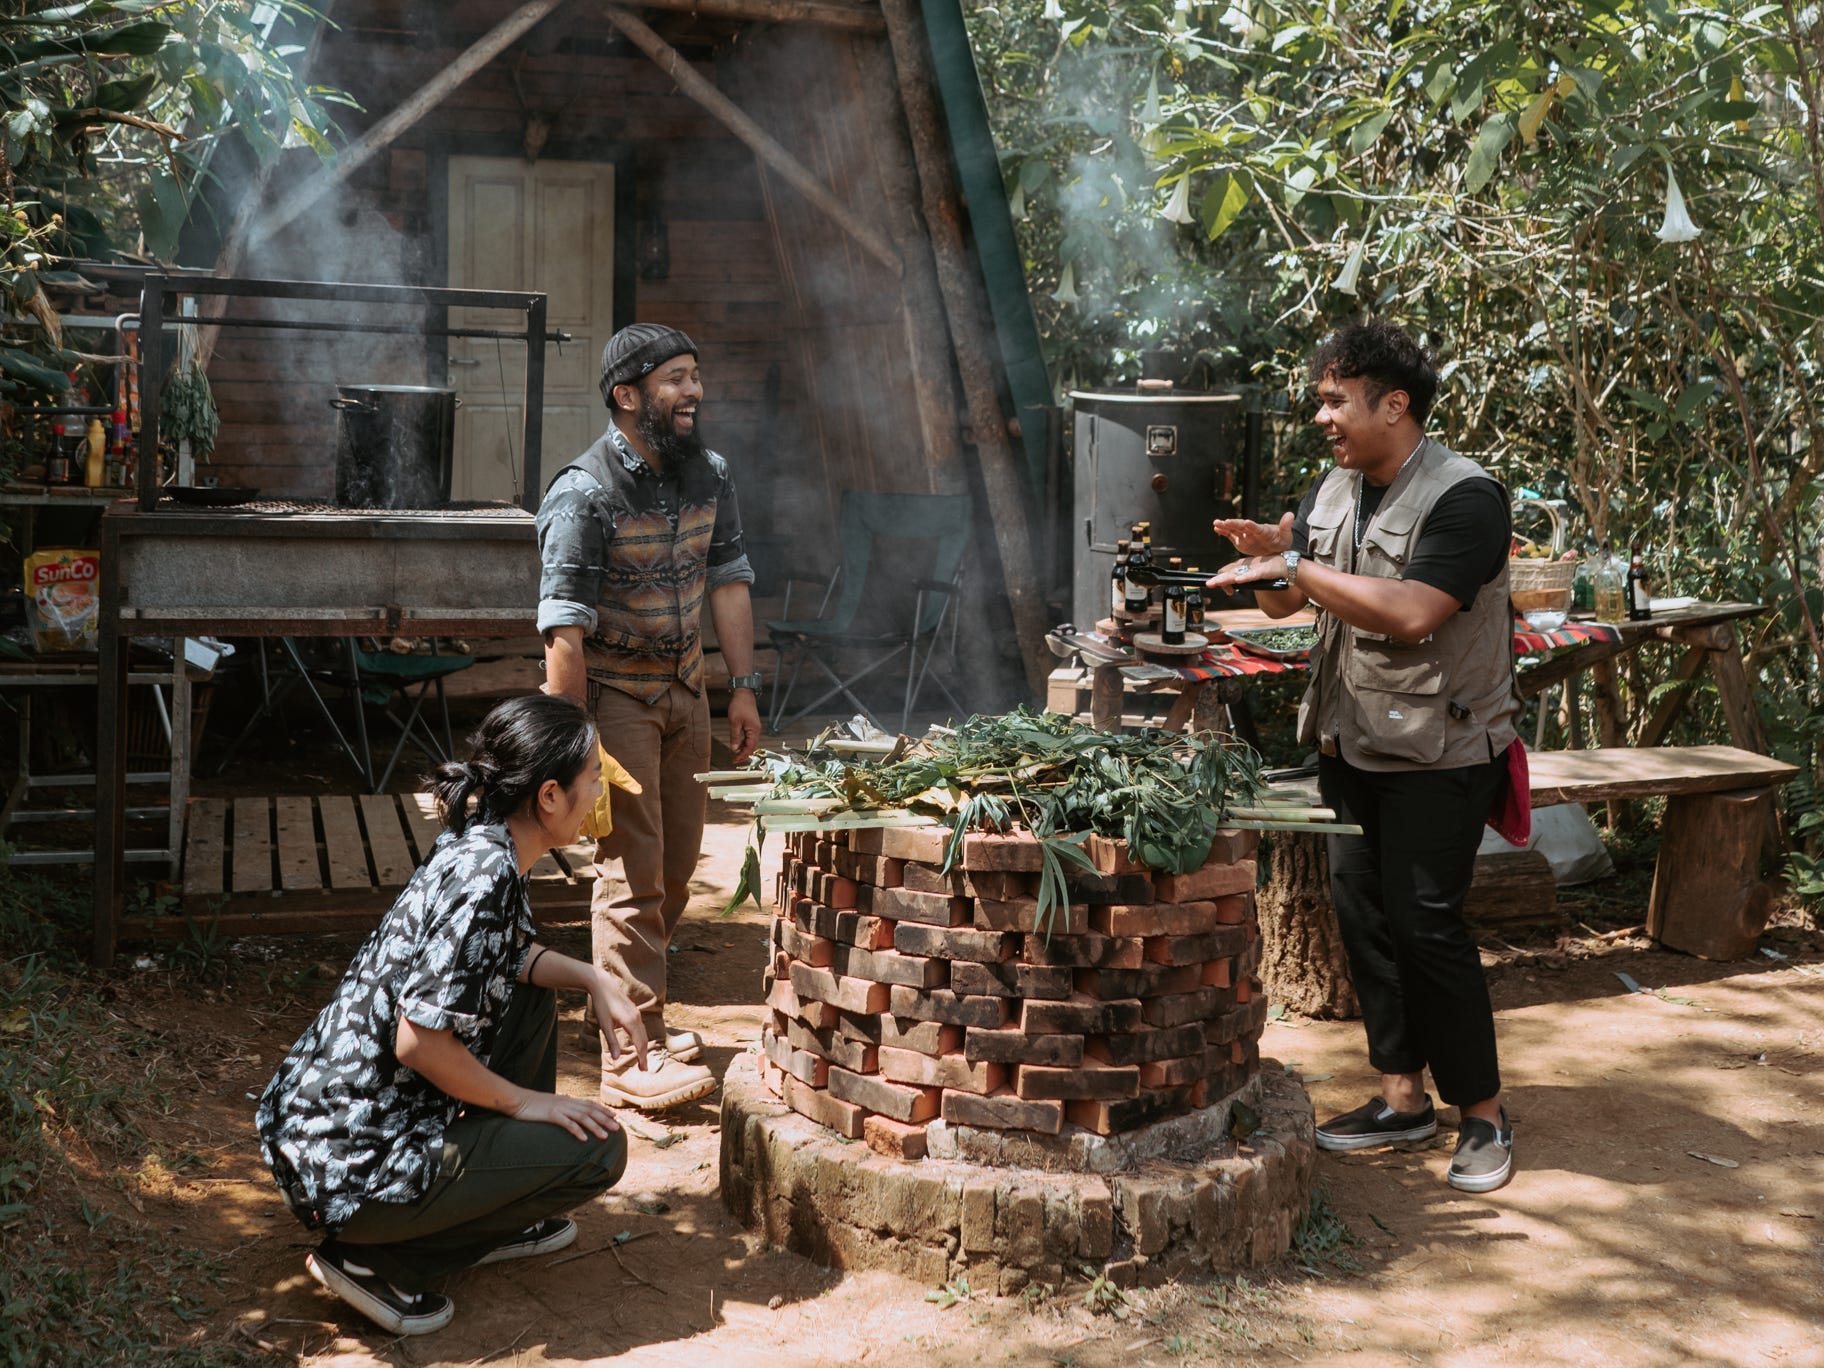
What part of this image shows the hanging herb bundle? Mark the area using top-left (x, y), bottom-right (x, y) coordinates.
top-left (162, 320), bottom-right (218, 460)
top-left (720, 708), bottom-right (1269, 936)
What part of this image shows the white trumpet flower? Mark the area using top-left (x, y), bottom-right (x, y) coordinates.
top-left (1334, 237), bottom-right (1366, 296)
top-left (1654, 166), bottom-right (1702, 244)
top-left (1160, 173), bottom-right (1195, 225)
top-left (1051, 263), bottom-right (1079, 306)
top-left (1043, 0), bottom-right (1065, 21)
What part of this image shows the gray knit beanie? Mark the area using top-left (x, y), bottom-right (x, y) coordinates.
top-left (599, 323), bottom-right (697, 406)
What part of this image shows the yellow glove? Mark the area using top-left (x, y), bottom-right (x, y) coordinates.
top-left (580, 742), bottom-right (642, 840)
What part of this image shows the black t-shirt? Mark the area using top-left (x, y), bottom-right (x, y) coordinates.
top-left (1291, 475), bottom-right (1510, 611)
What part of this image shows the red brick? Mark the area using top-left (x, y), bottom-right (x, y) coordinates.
top-left (1085, 1024), bottom-right (1206, 1066)
top-left (974, 897), bottom-right (1089, 935)
top-left (775, 919), bottom-right (834, 968)
top-left (965, 870), bottom-right (1032, 901)
top-left (1141, 986), bottom-right (1234, 1028)
top-left (833, 1010), bottom-right (884, 1045)
top-left (1153, 860), bottom-right (1257, 904)
top-left (1075, 964), bottom-right (1200, 999)
top-left (963, 1027), bottom-right (1085, 1067)
top-left (1086, 833), bottom-right (1146, 875)
top-left (1014, 1063), bottom-right (1140, 1101)
top-left (1139, 1055), bottom-right (1208, 1088)
top-left (1200, 957), bottom-right (1233, 989)
top-left (887, 985), bottom-right (1011, 1028)
top-left (783, 1073), bottom-right (865, 1139)
top-left (781, 1016), bottom-right (878, 1074)
top-left (1143, 927), bottom-right (1251, 966)
top-left (1020, 994), bottom-right (1142, 1035)
top-left (757, 1054), bottom-right (784, 1098)
top-left (801, 905), bottom-right (895, 950)
top-left (830, 942), bottom-right (948, 989)
top-left (1203, 1004), bottom-right (1254, 1046)
top-left (828, 1066), bottom-right (939, 1123)
top-left (834, 848), bottom-right (903, 888)
top-left (878, 1045), bottom-right (1006, 1094)
top-left (1212, 894), bottom-right (1249, 925)
top-left (877, 1015), bottom-right (964, 1056)
top-left (824, 875), bottom-right (859, 910)
top-left (1019, 933), bottom-right (1144, 970)
top-left (789, 962), bottom-right (890, 1015)
top-left (868, 885), bottom-right (971, 926)
top-left (815, 839), bottom-right (836, 869)
top-left (900, 861), bottom-right (967, 896)
top-left (766, 976), bottom-right (836, 1030)
top-left (891, 924), bottom-right (1012, 963)
top-left (862, 1114), bottom-right (928, 1161)
top-left (1066, 1088), bottom-right (1189, 1136)
top-left (762, 1028), bottom-right (830, 1087)
top-left (849, 825), bottom-right (950, 864)
top-left (949, 960), bottom-right (1074, 1000)
top-left (941, 1087), bottom-right (1063, 1134)
top-left (1205, 829), bottom-right (1259, 865)
top-left (1092, 900), bottom-right (1233, 938)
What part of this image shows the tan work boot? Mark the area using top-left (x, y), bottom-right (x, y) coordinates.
top-left (582, 1005), bottom-right (702, 1063)
top-left (600, 1046), bottom-right (717, 1111)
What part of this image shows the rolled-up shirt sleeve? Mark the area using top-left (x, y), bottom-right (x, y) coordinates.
top-left (707, 457), bottom-right (755, 588)
top-left (536, 469), bottom-right (610, 635)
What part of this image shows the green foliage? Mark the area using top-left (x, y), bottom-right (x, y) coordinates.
top-left (969, 2), bottom-right (1824, 888)
top-left (1, 1), bottom-right (344, 421)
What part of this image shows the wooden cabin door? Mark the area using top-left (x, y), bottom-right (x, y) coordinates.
top-left (445, 156), bottom-right (615, 503)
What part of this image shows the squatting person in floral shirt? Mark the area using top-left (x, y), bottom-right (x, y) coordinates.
top-left (256, 695), bottom-right (649, 1336)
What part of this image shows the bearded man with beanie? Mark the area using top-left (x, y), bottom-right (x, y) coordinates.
top-left (1208, 321), bottom-right (1520, 1193)
top-left (536, 324), bottom-right (761, 1110)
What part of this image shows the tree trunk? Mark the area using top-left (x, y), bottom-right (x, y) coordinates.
top-left (1255, 829), bottom-right (1359, 1020)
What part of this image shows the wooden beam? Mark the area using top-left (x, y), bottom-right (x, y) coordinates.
top-left (876, 0), bottom-right (1053, 697)
top-left (602, 4), bottom-right (902, 276)
top-left (1634, 644), bottom-right (1708, 749)
top-left (633, 0), bottom-right (884, 30)
top-left (249, 0), bottom-right (571, 250)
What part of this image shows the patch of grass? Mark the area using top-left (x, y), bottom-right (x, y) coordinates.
top-left (1289, 1186), bottom-right (1363, 1274)
top-left (0, 868), bottom-right (266, 1365)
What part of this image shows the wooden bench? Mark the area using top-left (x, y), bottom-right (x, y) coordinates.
top-left (1528, 745), bottom-right (1797, 959)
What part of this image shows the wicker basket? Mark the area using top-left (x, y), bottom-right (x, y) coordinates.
top-left (1509, 498), bottom-right (1577, 612)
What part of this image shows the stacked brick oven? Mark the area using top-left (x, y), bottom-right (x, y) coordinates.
top-left (720, 822), bottom-right (1316, 1290)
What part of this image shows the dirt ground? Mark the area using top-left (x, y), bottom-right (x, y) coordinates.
top-left (94, 801), bottom-right (1824, 1368)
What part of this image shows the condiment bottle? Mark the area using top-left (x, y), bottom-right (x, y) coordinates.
top-left (1111, 540), bottom-right (1130, 618)
top-left (84, 418), bottom-right (106, 488)
top-left (46, 423), bottom-right (70, 485)
top-left (1627, 547), bottom-right (1653, 620)
top-left (1592, 541), bottom-right (1627, 623)
top-left (1161, 556), bottom-right (1188, 644)
top-left (1185, 566), bottom-right (1205, 631)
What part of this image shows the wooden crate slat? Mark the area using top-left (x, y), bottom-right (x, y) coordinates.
top-left (230, 797), bottom-right (273, 895)
top-left (360, 793), bottom-right (416, 889)
top-left (273, 795), bottom-right (323, 892)
top-left (182, 797), bottom-right (228, 899)
top-left (400, 791), bottom-right (445, 865)
top-left (318, 794), bottom-right (373, 889)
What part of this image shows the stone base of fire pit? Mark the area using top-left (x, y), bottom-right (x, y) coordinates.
top-left (720, 1053), bottom-right (1314, 1292)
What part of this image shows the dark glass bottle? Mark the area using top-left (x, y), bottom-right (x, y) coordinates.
top-left (1626, 548), bottom-right (1653, 620)
top-left (1111, 540), bottom-right (1130, 617)
top-left (45, 422), bottom-right (71, 484)
top-left (1161, 557), bottom-right (1188, 643)
top-left (1124, 538), bottom-right (1151, 614)
top-left (1185, 565), bottom-right (1204, 632)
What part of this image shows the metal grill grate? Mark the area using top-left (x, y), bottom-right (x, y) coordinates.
top-left (154, 497), bottom-right (525, 518)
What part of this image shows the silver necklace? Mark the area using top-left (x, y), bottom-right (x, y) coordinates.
top-left (1353, 436), bottom-right (1427, 550)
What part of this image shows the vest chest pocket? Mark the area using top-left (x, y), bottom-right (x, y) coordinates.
top-left (1306, 506), bottom-right (1348, 565)
top-left (1350, 637), bottom-right (1447, 764)
top-left (1358, 504), bottom-right (1421, 574)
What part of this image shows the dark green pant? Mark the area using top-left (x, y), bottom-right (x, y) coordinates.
top-left (332, 984), bottom-right (627, 1290)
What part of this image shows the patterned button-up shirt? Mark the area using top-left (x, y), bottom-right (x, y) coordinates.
top-left (255, 823), bottom-right (533, 1233)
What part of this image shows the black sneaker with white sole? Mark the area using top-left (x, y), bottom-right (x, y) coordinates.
top-left (1448, 1108), bottom-right (1514, 1192)
top-left (476, 1217), bottom-right (578, 1265)
top-left (1315, 1095), bottom-right (1439, 1152)
top-left (306, 1242), bottom-right (454, 1336)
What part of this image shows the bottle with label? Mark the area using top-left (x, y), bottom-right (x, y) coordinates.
top-left (1161, 556), bottom-right (1188, 644)
top-left (1124, 537), bottom-right (1151, 615)
top-left (45, 423), bottom-right (71, 485)
top-left (1592, 541), bottom-right (1627, 623)
top-left (1627, 547), bottom-right (1653, 620)
top-left (84, 417), bottom-right (106, 488)
top-left (105, 410), bottom-right (129, 487)
top-left (1111, 540), bottom-right (1130, 617)
top-left (1571, 545), bottom-right (1595, 613)
top-left (1185, 565), bottom-right (1204, 632)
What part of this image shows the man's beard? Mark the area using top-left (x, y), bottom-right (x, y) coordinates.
top-left (636, 395), bottom-right (706, 471)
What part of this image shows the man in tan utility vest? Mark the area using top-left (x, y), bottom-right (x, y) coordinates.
top-left (1209, 321), bottom-right (1520, 1193)
top-left (537, 324), bottom-right (763, 1112)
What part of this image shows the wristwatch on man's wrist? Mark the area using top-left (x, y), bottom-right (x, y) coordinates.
top-left (1280, 550), bottom-right (1302, 585)
top-left (729, 673), bottom-right (764, 693)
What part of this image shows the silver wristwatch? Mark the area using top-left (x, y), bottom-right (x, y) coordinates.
top-left (1281, 550), bottom-right (1302, 584)
top-left (729, 673), bottom-right (763, 692)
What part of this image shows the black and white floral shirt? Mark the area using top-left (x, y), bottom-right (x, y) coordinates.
top-left (255, 822), bottom-right (533, 1233)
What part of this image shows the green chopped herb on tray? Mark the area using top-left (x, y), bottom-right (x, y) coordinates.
top-left (1228, 626), bottom-right (1316, 652)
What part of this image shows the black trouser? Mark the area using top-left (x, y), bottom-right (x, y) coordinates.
top-left (332, 985), bottom-right (627, 1290)
top-left (1318, 756), bottom-right (1505, 1107)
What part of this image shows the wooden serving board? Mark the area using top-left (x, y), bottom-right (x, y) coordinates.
top-left (1133, 631), bottom-right (1210, 656)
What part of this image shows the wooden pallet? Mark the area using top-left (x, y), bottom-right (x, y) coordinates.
top-left (138, 794), bottom-right (600, 938)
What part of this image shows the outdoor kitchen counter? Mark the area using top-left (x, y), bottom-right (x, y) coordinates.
top-left (91, 498), bottom-right (543, 965)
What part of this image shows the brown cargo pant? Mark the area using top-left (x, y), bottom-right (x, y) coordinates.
top-left (590, 679), bottom-right (711, 1038)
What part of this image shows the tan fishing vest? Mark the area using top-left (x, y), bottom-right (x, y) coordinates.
top-left (1295, 438), bottom-right (1521, 772)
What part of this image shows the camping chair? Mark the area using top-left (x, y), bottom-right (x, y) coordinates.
top-left (766, 491), bottom-right (972, 735)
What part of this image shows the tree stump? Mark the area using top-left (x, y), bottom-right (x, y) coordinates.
top-left (1255, 829), bottom-right (1359, 1019)
top-left (1648, 784), bottom-right (1779, 960)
